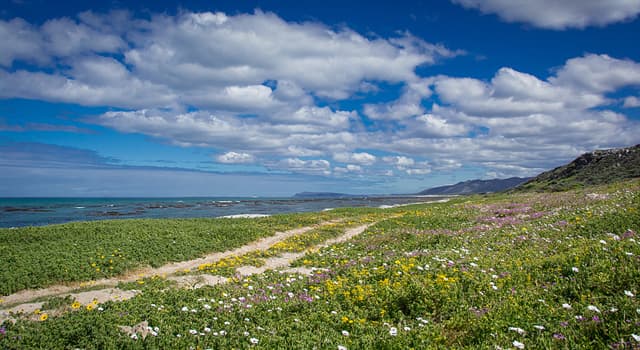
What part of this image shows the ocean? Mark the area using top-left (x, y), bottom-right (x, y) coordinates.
top-left (0, 196), bottom-right (446, 228)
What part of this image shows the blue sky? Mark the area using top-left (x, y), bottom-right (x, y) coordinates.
top-left (1, 0), bottom-right (639, 197)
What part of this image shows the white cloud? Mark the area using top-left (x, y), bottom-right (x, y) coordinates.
top-left (380, 156), bottom-right (430, 175)
top-left (623, 96), bottom-right (640, 107)
top-left (383, 155), bottom-right (415, 167)
top-left (216, 152), bottom-right (255, 164)
top-left (271, 158), bottom-right (332, 176)
top-left (0, 18), bottom-right (46, 66)
top-left (364, 78), bottom-right (434, 120)
top-left (96, 109), bottom-right (362, 155)
top-left (405, 167), bottom-right (431, 175)
top-left (386, 53), bottom-right (640, 178)
top-left (272, 106), bottom-right (355, 129)
top-left (2, 10), bottom-right (639, 185)
top-left (451, 0), bottom-right (640, 29)
top-left (408, 113), bottom-right (470, 137)
top-left (0, 11), bottom-right (454, 111)
top-left (40, 17), bottom-right (125, 57)
top-left (551, 54), bottom-right (640, 93)
top-left (334, 164), bottom-right (363, 174)
top-left (333, 152), bottom-right (377, 165)
top-left (0, 68), bottom-right (177, 109)
top-left (123, 10), bottom-right (451, 101)
top-left (0, 16), bottom-right (125, 67)
top-left (433, 159), bottom-right (463, 171)
top-left (434, 67), bottom-right (604, 117)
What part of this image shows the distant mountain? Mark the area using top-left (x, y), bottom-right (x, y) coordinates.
top-left (515, 144), bottom-right (640, 192)
top-left (293, 192), bottom-right (355, 199)
top-left (418, 177), bottom-right (531, 195)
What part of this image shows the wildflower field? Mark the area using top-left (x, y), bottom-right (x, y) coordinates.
top-left (1, 180), bottom-right (639, 349)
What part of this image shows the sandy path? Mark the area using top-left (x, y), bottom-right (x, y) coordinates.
top-left (0, 221), bottom-right (337, 307)
top-left (233, 222), bottom-right (375, 276)
top-left (0, 220), bottom-right (378, 322)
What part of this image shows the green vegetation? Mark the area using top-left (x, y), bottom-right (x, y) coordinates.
top-left (40, 295), bottom-right (74, 311)
top-left (1, 180), bottom-right (639, 349)
top-left (516, 144), bottom-right (640, 192)
top-left (0, 213), bottom-right (335, 295)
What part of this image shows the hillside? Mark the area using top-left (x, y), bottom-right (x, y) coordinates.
top-left (419, 177), bottom-right (530, 195)
top-left (516, 144), bottom-right (640, 192)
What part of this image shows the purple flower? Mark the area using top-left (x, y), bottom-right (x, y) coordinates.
top-left (622, 229), bottom-right (636, 239)
top-left (592, 315), bottom-right (601, 323)
top-left (553, 333), bottom-right (566, 340)
top-left (299, 293), bottom-right (314, 303)
top-left (559, 321), bottom-right (569, 327)
top-left (0, 326), bottom-right (5, 335)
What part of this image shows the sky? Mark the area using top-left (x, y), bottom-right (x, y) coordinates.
top-left (1, 0), bottom-right (640, 197)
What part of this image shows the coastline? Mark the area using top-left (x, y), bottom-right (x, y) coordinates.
top-left (0, 195), bottom-right (452, 228)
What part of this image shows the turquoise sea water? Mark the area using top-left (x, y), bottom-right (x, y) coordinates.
top-left (0, 196), bottom-right (445, 228)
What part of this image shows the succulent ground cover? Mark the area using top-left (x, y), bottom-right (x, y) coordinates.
top-left (0, 212), bottom-right (339, 295)
top-left (0, 180), bottom-right (639, 349)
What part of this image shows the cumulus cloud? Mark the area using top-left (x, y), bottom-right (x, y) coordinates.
top-left (550, 54), bottom-right (640, 93)
top-left (2, 9), bottom-right (640, 185)
top-left (97, 108), bottom-right (361, 156)
top-left (334, 164), bottom-right (363, 174)
top-left (623, 96), bottom-right (640, 107)
top-left (0, 63), bottom-right (176, 109)
top-left (380, 155), bottom-right (431, 175)
top-left (364, 78), bottom-right (434, 120)
top-left (409, 54), bottom-right (640, 176)
top-left (0, 18), bottom-right (46, 66)
top-left (371, 54), bottom-right (640, 177)
top-left (434, 67), bottom-right (604, 117)
top-left (451, 0), bottom-right (640, 29)
top-left (383, 155), bottom-right (415, 167)
top-left (270, 158), bottom-right (332, 176)
top-left (0, 16), bottom-right (125, 67)
top-left (0, 11), bottom-right (453, 111)
top-left (216, 152), bottom-right (255, 164)
top-left (333, 152), bottom-right (377, 165)
top-left (406, 113), bottom-right (470, 138)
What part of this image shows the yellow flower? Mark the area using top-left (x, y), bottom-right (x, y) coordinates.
top-left (39, 313), bottom-right (48, 321)
top-left (33, 309), bottom-right (41, 315)
top-left (71, 301), bottom-right (81, 309)
top-left (86, 303), bottom-right (95, 311)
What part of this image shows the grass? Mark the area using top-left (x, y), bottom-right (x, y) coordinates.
top-left (1, 180), bottom-right (639, 349)
top-left (0, 212), bottom-right (336, 295)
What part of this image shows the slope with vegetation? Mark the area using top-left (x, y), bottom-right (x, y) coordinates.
top-left (419, 177), bottom-right (530, 195)
top-left (516, 144), bottom-right (640, 192)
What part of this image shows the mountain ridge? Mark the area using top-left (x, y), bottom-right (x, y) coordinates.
top-left (418, 177), bottom-right (531, 195)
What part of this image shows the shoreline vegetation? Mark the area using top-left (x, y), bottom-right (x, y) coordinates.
top-left (1, 180), bottom-right (639, 349)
